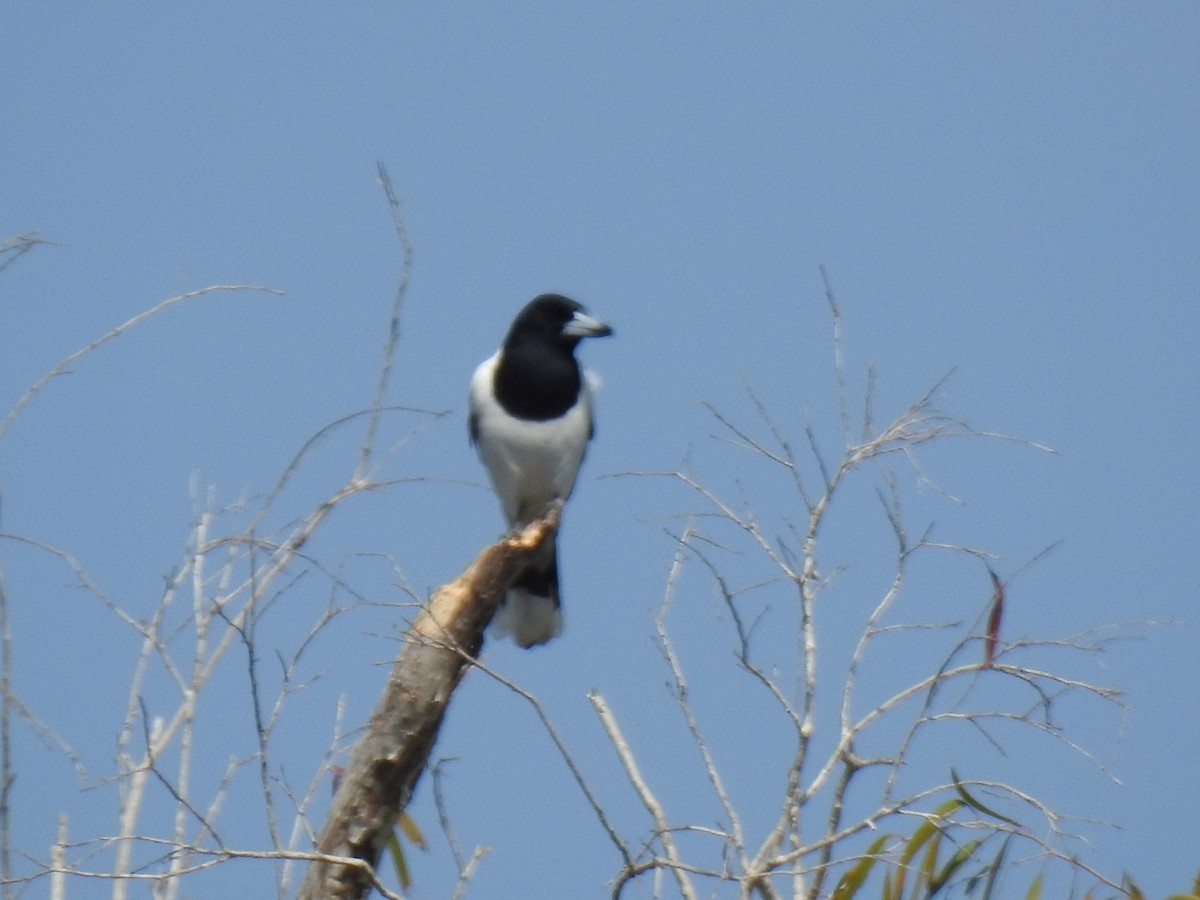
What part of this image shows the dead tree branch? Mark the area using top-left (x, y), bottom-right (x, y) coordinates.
top-left (298, 507), bottom-right (560, 900)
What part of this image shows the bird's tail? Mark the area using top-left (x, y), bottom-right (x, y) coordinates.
top-left (491, 539), bottom-right (562, 648)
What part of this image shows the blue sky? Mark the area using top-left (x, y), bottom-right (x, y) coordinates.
top-left (2, 5), bottom-right (1198, 898)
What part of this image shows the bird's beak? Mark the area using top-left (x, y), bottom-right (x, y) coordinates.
top-left (563, 310), bottom-right (613, 338)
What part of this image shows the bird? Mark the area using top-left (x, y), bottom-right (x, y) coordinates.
top-left (469, 293), bottom-right (613, 648)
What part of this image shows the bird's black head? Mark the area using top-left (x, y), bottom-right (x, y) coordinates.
top-left (504, 293), bottom-right (613, 350)
top-left (492, 294), bottom-right (612, 422)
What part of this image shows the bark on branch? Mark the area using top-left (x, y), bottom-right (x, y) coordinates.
top-left (298, 507), bottom-right (560, 900)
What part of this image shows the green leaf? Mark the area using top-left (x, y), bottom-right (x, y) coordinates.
top-left (950, 770), bottom-right (1020, 827)
top-left (978, 835), bottom-right (1012, 900)
top-left (831, 833), bottom-right (891, 900)
top-left (919, 828), bottom-right (944, 893)
top-left (882, 867), bottom-right (897, 900)
top-left (1122, 873), bottom-right (1146, 899)
top-left (929, 839), bottom-right (981, 894)
top-left (387, 830), bottom-right (411, 890)
top-left (895, 799), bottom-right (962, 899)
top-left (396, 811), bottom-right (427, 850)
top-left (901, 800), bottom-right (962, 866)
top-left (1025, 871), bottom-right (1043, 900)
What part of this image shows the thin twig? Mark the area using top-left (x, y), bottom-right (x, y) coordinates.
top-left (0, 284), bottom-right (284, 442)
top-left (589, 691), bottom-right (698, 900)
top-left (466, 657), bottom-right (631, 867)
top-left (356, 162), bottom-right (415, 479)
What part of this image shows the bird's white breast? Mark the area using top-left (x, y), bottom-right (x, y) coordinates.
top-left (470, 352), bottom-right (594, 526)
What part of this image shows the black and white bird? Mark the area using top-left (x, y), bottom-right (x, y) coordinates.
top-left (469, 293), bottom-right (613, 648)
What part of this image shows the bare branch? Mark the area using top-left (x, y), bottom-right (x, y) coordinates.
top-left (589, 691), bottom-right (698, 900)
top-left (655, 530), bottom-right (748, 871)
top-left (356, 162), bottom-right (416, 480)
top-left (0, 232), bottom-right (53, 275)
top-left (0, 284), bottom-right (285, 443)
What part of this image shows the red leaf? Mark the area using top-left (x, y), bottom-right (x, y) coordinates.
top-left (985, 568), bottom-right (1004, 667)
